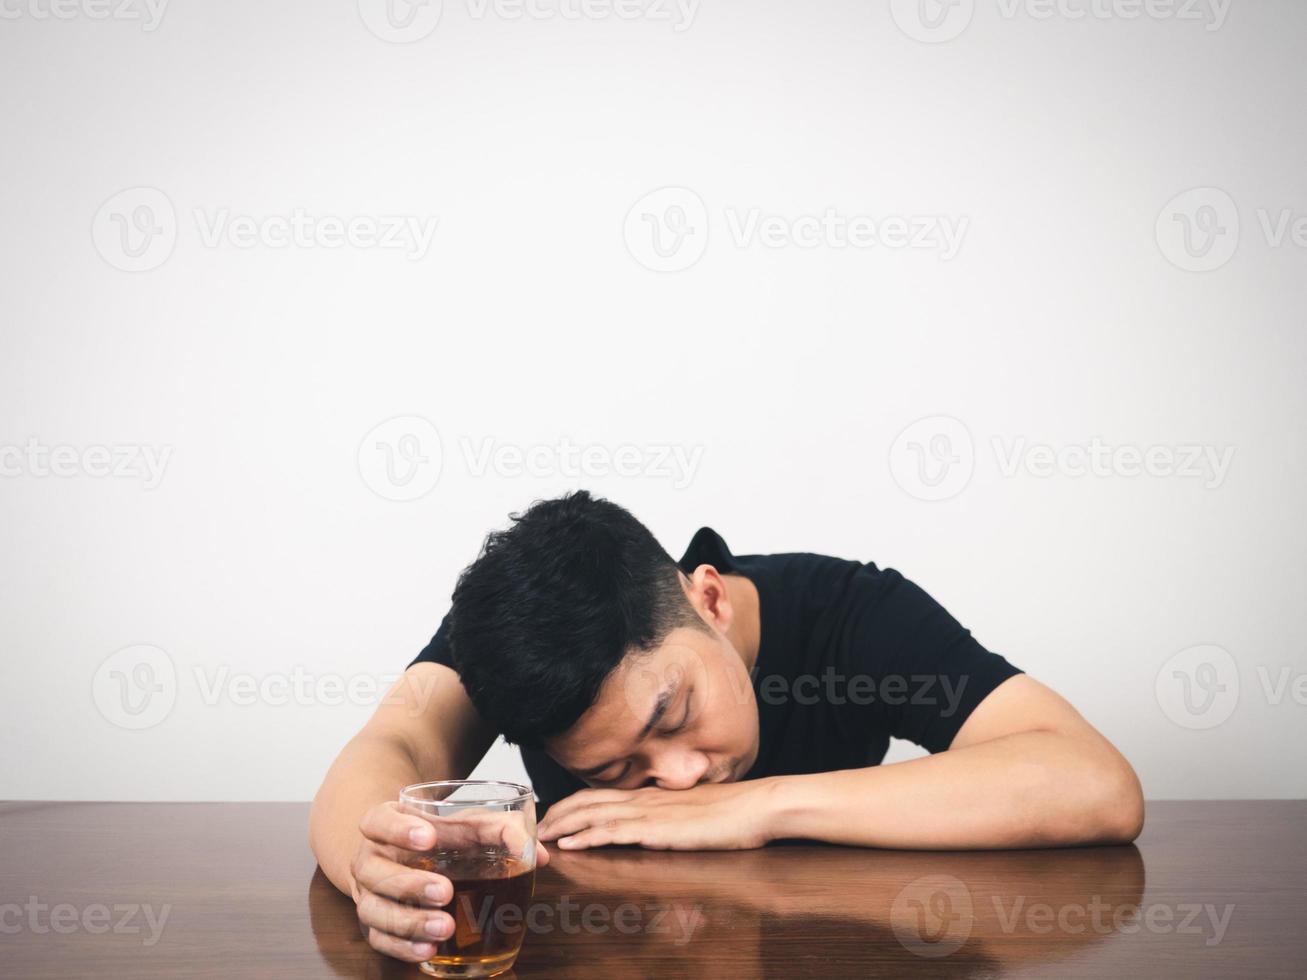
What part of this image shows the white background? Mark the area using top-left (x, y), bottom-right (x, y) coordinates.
top-left (1, 0), bottom-right (1303, 801)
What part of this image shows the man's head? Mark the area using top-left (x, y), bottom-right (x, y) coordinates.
top-left (448, 491), bottom-right (759, 789)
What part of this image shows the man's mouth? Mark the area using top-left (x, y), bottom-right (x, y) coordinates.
top-left (710, 758), bottom-right (740, 783)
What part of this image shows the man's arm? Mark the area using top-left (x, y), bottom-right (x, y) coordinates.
top-left (309, 662), bottom-right (495, 894)
top-left (539, 676), bottom-right (1144, 850)
top-left (765, 675), bottom-right (1144, 848)
top-left (310, 662), bottom-right (555, 965)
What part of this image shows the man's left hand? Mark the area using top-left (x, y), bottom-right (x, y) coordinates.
top-left (537, 780), bottom-right (778, 851)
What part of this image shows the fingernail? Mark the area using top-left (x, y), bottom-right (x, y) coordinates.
top-left (413, 942), bottom-right (434, 957)
top-left (424, 883), bottom-right (448, 904)
top-left (425, 918), bottom-right (451, 938)
top-left (409, 827), bottom-right (430, 847)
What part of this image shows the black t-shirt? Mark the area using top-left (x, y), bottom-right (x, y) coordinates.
top-left (411, 528), bottom-right (1022, 816)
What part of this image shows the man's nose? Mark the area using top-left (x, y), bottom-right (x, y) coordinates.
top-left (649, 750), bottom-right (710, 790)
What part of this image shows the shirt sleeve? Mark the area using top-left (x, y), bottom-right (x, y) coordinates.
top-left (836, 565), bottom-right (1023, 753)
top-left (409, 613), bottom-right (456, 670)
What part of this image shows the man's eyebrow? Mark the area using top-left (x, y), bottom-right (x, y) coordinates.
top-left (573, 682), bottom-right (678, 779)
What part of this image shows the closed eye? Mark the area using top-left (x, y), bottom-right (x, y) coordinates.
top-left (588, 689), bottom-right (694, 785)
top-left (589, 762), bottom-right (630, 787)
top-left (660, 689), bottom-right (692, 735)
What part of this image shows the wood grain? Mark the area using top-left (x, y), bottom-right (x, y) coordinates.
top-left (0, 801), bottom-right (1303, 977)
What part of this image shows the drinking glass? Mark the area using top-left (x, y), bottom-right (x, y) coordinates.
top-left (399, 780), bottom-right (538, 979)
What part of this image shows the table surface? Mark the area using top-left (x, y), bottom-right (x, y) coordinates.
top-left (1, 800), bottom-right (1303, 978)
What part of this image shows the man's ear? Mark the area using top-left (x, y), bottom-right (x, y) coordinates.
top-left (681, 564), bottom-right (734, 632)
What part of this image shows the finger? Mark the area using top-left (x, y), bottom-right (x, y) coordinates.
top-left (361, 858), bottom-right (453, 908)
top-left (476, 810), bottom-right (536, 856)
top-left (536, 841), bottom-right (550, 867)
top-left (367, 926), bottom-right (436, 964)
top-left (540, 789), bottom-right (630, 828)
top-left (557, 822), bottom-right (644, 851)
top-left (357, 891), bottom-right (455, 943)
top-left (539, 793), bottom-right (628, 836)
top-left (362, 800), bottom-right (438, 851)
top-left (420, 810), bottom-right (537, 861)
top-left (540, 805), bottom-right (632, 843)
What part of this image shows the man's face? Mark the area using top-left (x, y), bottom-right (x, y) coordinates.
top-left (545, 624), bottom-right (760, 791)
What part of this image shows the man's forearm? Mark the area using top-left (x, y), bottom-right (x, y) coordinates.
top-left (761, 730), bottom-right (1144, 849)
top-left (309, 732), bottom-right (422, 895)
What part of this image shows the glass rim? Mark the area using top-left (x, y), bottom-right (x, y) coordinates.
top-left (400, 779), bottom-right (534, 807)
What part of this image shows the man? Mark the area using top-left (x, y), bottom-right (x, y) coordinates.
top-left (310, 491), bottom-right (1143, 965)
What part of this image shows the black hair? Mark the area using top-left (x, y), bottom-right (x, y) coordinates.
top-left (447, 491), bottom-right (707, 747)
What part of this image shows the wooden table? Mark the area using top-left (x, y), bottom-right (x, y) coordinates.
top-left (1, 801), bottom-right (1302, 977)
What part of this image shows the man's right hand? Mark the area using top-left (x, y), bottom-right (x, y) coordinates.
top-left (349, 799), bottom-right (550, 963)
top-left (350, 801), bottom-right (457, 962)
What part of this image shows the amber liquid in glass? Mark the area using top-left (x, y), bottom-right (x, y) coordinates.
top-left (410, 853), bottom-right (535, 977)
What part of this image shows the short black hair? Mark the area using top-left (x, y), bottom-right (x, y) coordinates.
top-left (448, 491), bottom-right (707, 747)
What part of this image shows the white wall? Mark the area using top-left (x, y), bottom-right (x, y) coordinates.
top-left (1, 0), bottom-right (1303, 802)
